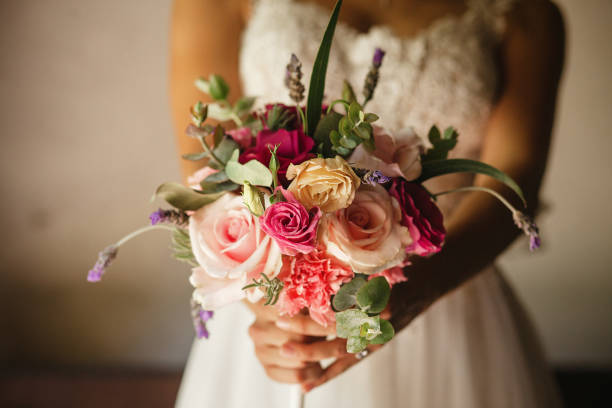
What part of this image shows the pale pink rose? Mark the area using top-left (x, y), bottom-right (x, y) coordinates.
top-left (188, 193), bottom-right (282, 309)
top-left (349, 126), bottom-right (424, 180)
top-left (322, 184), bottom-right (412, 275)
top-left (188, 166), bottom-right (219, 190)
top-left (227, 127), bottom-right (253, 149)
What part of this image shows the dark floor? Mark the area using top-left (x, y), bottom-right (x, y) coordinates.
top-left (1, 368), bottom-right (611, 407)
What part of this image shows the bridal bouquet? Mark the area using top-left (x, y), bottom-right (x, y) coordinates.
top-left (87, 0), bottom-right (539, 352)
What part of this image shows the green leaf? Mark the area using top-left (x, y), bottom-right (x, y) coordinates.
top-left (213, 125), bottom-right (224, 148)
top-left (194, 77), bottom-right (210, 94)
top-left (199, 180), bottom-right (239, 194)
top-left (335, 309), bottom-right (380, 338)
top-left (369, 319), bottom-right (395, 345)
top-left (305, 0), bottom-right (343, 135)
top-left (202, 170), bottom-right (229, 183)
top-left (225, 150), bottom-right (273, 187)
top-left (342, 80), bottom-right (357, 104)
top-left (209, 74), bottom-right (230, 100)
top-left (353, 122), bottom-right (372, 140)
top-left (182, 152), bottom-right (207, 161)
top-left (422, 125), bottom-right (458, 162)
top-left (242, 182), bottom-right (265, 217)
top-left (234, 96), bottom-right (256, 114)
top-left (348, 101), bottom-right (362, 124)
top-left (213, 137), bottom-right (240, 164)
top-left (155, 182), bottom-right (226, 211)
top-left (364, 113), bottom-right (379, 123)
top-left (418, 158), bottom-right (527, 206)
top-left (314, 112), bottom-right (343, 156)
top-left (356, 276), bottom-right (390, 314)
top-left (170, 228), bottom-right (197, 267)
top-left (346, 336), bottom-right (368, 353)
top-left (332, 277), bottom-right (366, 311)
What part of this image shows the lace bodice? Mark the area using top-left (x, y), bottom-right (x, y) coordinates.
top-left (239, 0), bottom-right (517, 213)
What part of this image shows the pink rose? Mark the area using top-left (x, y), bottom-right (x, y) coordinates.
top-left (259, 189), bottom-right (322, 256)
top-left (277, 250), bottom-right (354, 327)
top-left (389, 179), bottom-right (445, 257)
top-left (369, 266), bottom-right (408, 287)
top-left (349, 126), bottom-right (424, 180)
top-left (322, 184), bottom-right (412, 275)
top-left (187, 166), bottom-right (218, 190)
top-left (188, 193), bottom-right (282, 309)
top-left (226, 127), bottom-right (253, 149)
top-left (239, 127), bottom-right (314, 185)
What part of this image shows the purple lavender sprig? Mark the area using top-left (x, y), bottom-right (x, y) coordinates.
top-left (363, 170), bottom-right (391, 185)
top-left (363, 48), bottom-right (386, 106)
top-left (191, 298), bottom-right (214, 339)
top-left (285, 53), bottom-right (305, 104)
top-left (513, 211), bottom-right (541, 251)
top-left (87, 245), bottom-right (118, 282)
top-left (149, 208), bottom-right (189, 227)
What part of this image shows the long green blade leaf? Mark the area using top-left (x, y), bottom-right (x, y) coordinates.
top-left (305, 0), bottom-right (343, 135)
top-left (418, 158), bottom-right (526, 206)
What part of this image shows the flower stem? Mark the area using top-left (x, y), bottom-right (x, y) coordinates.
top-left (198, 136), bottom-right (225, 168)
top-left (432, 186), bottom-right (516, 214)
top-left (116, 224), bottom-right (177, 248)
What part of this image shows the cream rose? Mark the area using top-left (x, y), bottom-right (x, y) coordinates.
top-left (322, 184), bottom-right (412, 275)
top-left (188, 193), bottom-right (282, 309)
top-left (349, 126), bottom-right (424, 180)
top-left (286, 156), bottom-right (360, 213)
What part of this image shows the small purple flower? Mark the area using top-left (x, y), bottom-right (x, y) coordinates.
top-left (513, 211), bottom-right (541, 251)
top-left (191, 299), bottom-right (214, 339)
top-left (149, 208), bottom-right (189, 226)
top-left (364, 170), bottom-right (391, 185)
top-left (87, 245), bottom-right (118, 282)
top-left (373, 48), bottom-right (386, 67)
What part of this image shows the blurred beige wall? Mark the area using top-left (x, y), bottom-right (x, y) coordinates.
top-left (0, 0), bottom-right (610, 369)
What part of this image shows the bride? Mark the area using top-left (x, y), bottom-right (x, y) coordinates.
top-left (170, 0), bottom-right (565, 407)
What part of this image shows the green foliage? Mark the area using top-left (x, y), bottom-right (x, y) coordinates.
top-left (209, 74), bottom-right (230, 101)
top-left (185, 125), bottom-right (239, 169)
top-left (225, 150), bottom-right (273, 187)
top-left (356, 276), bottom-right (390, 314)
top-left (342, 80), bottom-right (357, 104)
top-left (242, 182), bottom-right (265, 217)
top-left (266, 104), bottom-right (294, 131)
top-left (154, 182), bottom-right (226, 211)
top-left (418, 158), bottom-right (527, 206)
top-left (421, 126), bottom-right (458, 162)
top-left (369, 319), bottom-right (395, 345)
top-left (203, 171), bottom-right (229, 184)
top-left (234, 96), bottom-right (256, 115)
top-left (332, 276), bottom-right (366, 311)
top-left (199, 180), bottom-right (239, 195)
top-left (170, 227), bottom-right (197, 267)
top-left (306, 0), bottom-right (343, 135)
top-left (242, 273), bottom-right (284, 306)
top-left (314, 111), bottom-right (343, 156)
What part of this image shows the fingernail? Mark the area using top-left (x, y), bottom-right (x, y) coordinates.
top-left (276, 319), bottom-right (290, 330)
top-left (280, 344), bottom-right (295, 357)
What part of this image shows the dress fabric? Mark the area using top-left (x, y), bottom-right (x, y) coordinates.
top-left (176, 0), bottom-right (562, 406)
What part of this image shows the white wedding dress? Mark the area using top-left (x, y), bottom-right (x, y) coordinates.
top-left (176, 0), bottom-right (562, 407)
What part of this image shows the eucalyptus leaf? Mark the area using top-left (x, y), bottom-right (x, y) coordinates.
top-left (209, 74), bottom-right (230, 100)
top-left (213, 125), bottom-right (224, 148)
top-left (335, 309), bottom-right (380, 339)
top-left (346, 336), bottom-right (368, 353)
top-left (305, 0), bottom-right (343, 135)
top-left (213, 137), bottom-right (240, 164)
top-left (199, 180), bottom-right (239, 194)
top-left (356, 276), bottom-right (390, 314)
top-left (182, 152), bottom-right (207, 161)
top-left (418, 158), bottom-right (527, 206)
top-left (155, 182), bottom-right (226, 211)
top-left (194, 77), bottom-right (210, 94)
top-left (234, 96), bottom-right (256, 114)
top-left (332, 277), bottom-right (366, 311)
top-left (369, 319), bottom-right (395, 345)
top-left (348, 102), bottom-right (362, 125)
top-left (225, 150), bottom-right (273, 187)
top-left (314, 112), bottom-right (343, 156)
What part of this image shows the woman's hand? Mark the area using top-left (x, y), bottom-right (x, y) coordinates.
top-left (246, 301), bottom-right (348, 385)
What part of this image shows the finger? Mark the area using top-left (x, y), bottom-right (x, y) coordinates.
top-left (255, 345), bottom-right (306, 369)
top-left (300, 355), bottom-right (358, 392)
top-left (276, 315), bottom-right (336, 337)
top-left (280, 338), bottom-right (348, 362)
top-left (264, 363), bottom-right (324, 384)
top-left (248, 322), bottom-right (306, 347)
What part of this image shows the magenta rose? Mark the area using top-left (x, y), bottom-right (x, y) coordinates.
top-left (259, 189), bottom-right (322, 256)
top-left (389, 179), bottom-right (446, 257)
top-left (239, 127), bottom-right (315, 185)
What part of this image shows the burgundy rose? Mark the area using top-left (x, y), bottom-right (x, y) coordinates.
top-left (389, 179), bottom-right (445, 257)
top-left (239, 127), bottom-right (315, 185)
top-left (259, 189), bottom-right (321, 256)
